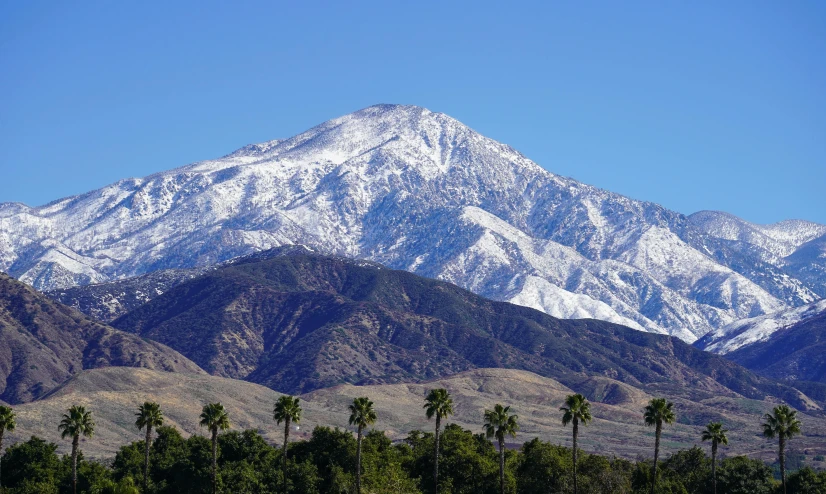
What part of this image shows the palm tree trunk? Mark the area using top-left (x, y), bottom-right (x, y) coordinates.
top-left (283, 418), bottom-right (290, 494)
top-left (356, 426), bottom-right (364, 494)
top-left (434, 415), bottom-right (441, 493)
top-left (211, 428), bottom-right (218, 494)
top-left (0, 429), bottom-right (4, 491)
top-left (780, 435), bottom-right (786, 494)
top-left (573, 419), bottom-right (579, 494)
top-left (72, 435), bottom-right (79, 494)
top-left (651, 422), bottom-right (661, 494)
top-left (499, 435), bottom-right (505, 494)
top-left (144, 425), bottom-right (152, 493)
top-left (711, 441), bottom-right (717, 494)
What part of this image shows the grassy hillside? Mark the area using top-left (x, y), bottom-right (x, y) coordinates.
top-left (7, 367), bottom-right (826, 464)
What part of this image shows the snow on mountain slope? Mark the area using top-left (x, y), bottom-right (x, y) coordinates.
top-left (696, 299), bottom-right (826, 354)
top-left (1, 104), bottom-right (823, 342)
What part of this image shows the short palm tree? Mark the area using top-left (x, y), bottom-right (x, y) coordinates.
top-left (643, 398), bottom-right (675, 494)
top-left (701, 421), bottom-right (728, 494)
top-left (560, 393), bottom-right (592, 494)
top-left (199, 403), bottom-right (230, 494)
top-left (484, 403), bottom-right (519, 494)
top-left (762, 404), bottom-right (802, 494)
top-left (58, 405), bottom-right (95, 494)
top-left (135, 401), bottom-right (164, 493)
top-left (0, 405), bottom-right (16, 491)
top-left (274, 395), bottom-right (302, 494)
top-left (424, 388), bottom-right (454, 493)
top-left (349, 396), bottom-right (377, 494)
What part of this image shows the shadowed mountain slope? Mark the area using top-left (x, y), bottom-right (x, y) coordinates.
top-left (726, 310), bottom-right (826, 387)
top-left (0, 272), bottom-right (203, 404)
top-left (106, 250), bottom-right (820, 411)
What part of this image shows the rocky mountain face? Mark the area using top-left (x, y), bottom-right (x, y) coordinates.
top-left (2, 105), bottom-right (823, 341)
top-left (0, 272), bottom-right (203, 404)
top-left (94, 250), bottom-right (819, 412)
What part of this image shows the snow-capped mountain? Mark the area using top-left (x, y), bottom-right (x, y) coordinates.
top-left (1, 104), bottom-right (823, 342)
top-left (695, 299), bottom-right (826, 354)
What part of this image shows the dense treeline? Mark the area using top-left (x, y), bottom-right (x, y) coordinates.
top-left (0, 398), bottom-right (824, 493)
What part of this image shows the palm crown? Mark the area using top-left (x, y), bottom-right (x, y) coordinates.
top-left (0, 405), bottom-right (15, 433)
top-left (484, 404), bottom-right (519, 441)
top-left (644, 398), bottom-right (676, 427)
top-left (424, 388), bottom-right (454, 421)
top-left (762, 404), bottom-right (801, 440)
top-left (199, 403), bottom-right (231, 432)
top-left (274, 395), bottom-right (302, 425)
top-left (59, 405), bottom-right (95, 440)
top-left (349, 397), bottom-right (377, 429)
top-left (701, 422), bottom-right (729, 446)
top-left (560, 393), bottom-right (592, 427)
top-left (135, 402), bottom-right (164, 432)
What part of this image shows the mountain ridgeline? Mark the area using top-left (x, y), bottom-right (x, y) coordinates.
top-left (62, 248), bottom-right (817, 412)
top-left (3, 105), bottom-right (824, 343)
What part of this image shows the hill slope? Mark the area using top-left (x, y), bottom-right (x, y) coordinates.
top-left (8, 367), bottom-right (826, 462)
top-left (3, 105), bottom-right (824, 341)
top-left (0, 272), bottom-right (203, 404)
top-left (105, 250), bottom-right (819, 411)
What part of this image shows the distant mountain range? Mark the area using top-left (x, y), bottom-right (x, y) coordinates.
top-left (2, 105), bottom-right (824, 342)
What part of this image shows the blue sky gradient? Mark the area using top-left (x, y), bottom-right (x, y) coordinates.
top-left (1, 1), bottom-right (824, 223)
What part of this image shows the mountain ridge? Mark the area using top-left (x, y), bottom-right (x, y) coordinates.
top-left (2, 104), bottom-right (823, 341)
top-left (0, 272), bottom-right (204, 404)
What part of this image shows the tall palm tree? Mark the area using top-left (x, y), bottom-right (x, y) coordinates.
top-left (484, 404), bottom-right (519, 494)
top-left (701, 422), bottom-right (728, 494)
top-left (560, 393), bottom-right (592, 494)
top-left (349, 396), bottom-right (377, 494)
top-left (643, 398), bottom-right (675, 494)
top-left (58, 405), bottom-right (95, 494)
top-left (0, 405), bottom-right (16, 492)
top-left (273, 395), bottom-right (302, 494)
top-left (424, 388), bottom-right (454, 493)
top-left (199, 403), bottom-right (230, 494)
top-left (762, 404), bottom-right (802, 494)
top-left (135, 401), bottom-right (164, 493)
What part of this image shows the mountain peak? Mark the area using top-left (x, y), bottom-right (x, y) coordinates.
top-left (2, 106), bottom-right (823, 343)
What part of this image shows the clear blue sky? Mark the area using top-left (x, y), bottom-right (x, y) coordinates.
top-left (1, 1), bottom-right (824, 224)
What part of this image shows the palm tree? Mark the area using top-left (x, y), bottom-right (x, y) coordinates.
top-left (135, 401), bottom-right (164, 493)
top-left (701, 422), bottom-right (728, 494)
top-left (199, 403), bottom-right (230, 494)
top-left (349, 396), bottom-right (377, 494)
top-left (58, 405), bottom-right (95, 494)
top-left (424, 388), bottom-right (454, 493)
top-left (643, 398), bottom-right (675, 494)
top-left (762, 404), bottom-right (802, 494)
top-left (0, 405), bottom-right (16, 492)
top-left (484, 404), bottom-right (519, 494)
top-left (273, 395), bottom-right (302, 494)
top-left (560, 393), bottom-right (592, 494)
